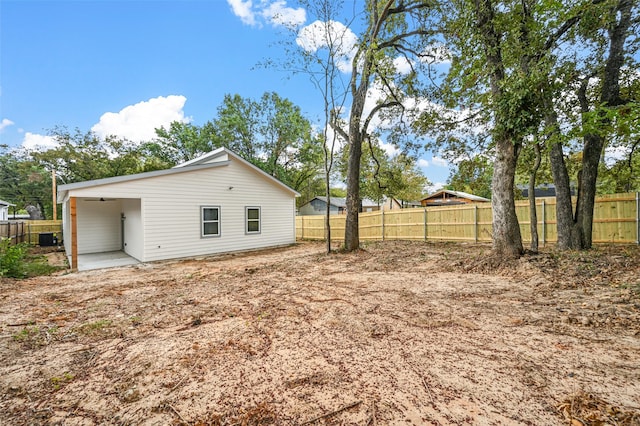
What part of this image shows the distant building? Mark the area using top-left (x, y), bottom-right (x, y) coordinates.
top-left (420, 190), bottom-right (490, 207)
top-left (0, 199), bottom-right (15, 221)
top-left (518, 184), bottom-right (575, 198)
top-left (298, 196), bottom-right (402, 215)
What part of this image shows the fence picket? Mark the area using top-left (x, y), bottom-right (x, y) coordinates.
top-left (296, 193), bottom-right (639, 245)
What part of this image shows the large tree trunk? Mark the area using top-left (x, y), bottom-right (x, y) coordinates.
top-left (545, 93), bottom-right (576, 250)
top-left (344, 131), bottom-right (363, 252)
top-left (528, 143), bottom-right (541, 252)
top-left (492, 137), bottom-right (524, 258)
top-left (474, 0), bottom-right (524, 258)
top-left (573, 0), bottom-right (631, 249)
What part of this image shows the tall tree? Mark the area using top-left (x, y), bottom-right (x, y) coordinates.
top-left (210, 92), bottom-right (324, 196)
top-left (277, 0), bottom-right (353, 252)
top-left (331, 0), bottom-right (438, 251)
top-left (0, 146), bottom-right (52, 219)
top-left (30, 127), bottom-right (148, 184)
top-left (144, 121), bottom-right (217, 167)
top-left (548, 0), bottom-right (637, 249)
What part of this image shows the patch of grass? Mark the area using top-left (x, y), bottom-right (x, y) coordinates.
top-left (12, 324), bottom-right (59, 349)
top-left (50, 372), bottom-right (74, 391)
top-left (77, 319), bottom-right (113, 335)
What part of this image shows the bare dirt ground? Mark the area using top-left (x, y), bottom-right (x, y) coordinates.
top-left (1, 240), bottom-right (639, 425)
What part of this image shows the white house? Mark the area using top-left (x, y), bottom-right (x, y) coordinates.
top-left (0, 199), bottom-right (15, 221)
top-left (57, 148), bottom-right (299, 269)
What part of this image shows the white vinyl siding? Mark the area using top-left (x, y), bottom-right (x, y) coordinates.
top-left (201, 206), bottom-right (221, 237)
top-left (76, 199), bottom-right (122, 254)
top-left (245, 207), bottom-right (260, 234)
top-left (65, 159), bottom-right (296, 262)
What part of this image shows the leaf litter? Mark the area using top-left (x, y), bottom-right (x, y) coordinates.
top-left (0, 240), bottom-right (638, 425)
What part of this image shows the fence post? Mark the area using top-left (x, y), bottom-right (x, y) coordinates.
top-left (424, 208), bottom-right (427, 241)
top-left (636, 192), bottom-right (639, 245)
top-left (541, 200), bottom-right (546, 246)
top-left (474, 205), bottom-right (478, 243)
top-left (323, 216), bottom-right (326, 241)
top-left (381, 210), bottom-right (385, 241)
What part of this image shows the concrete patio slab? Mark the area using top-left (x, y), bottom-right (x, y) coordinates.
top-left (77, 251), bottom-right (140, 271)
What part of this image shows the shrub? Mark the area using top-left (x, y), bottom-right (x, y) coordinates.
top-left (0, 239), bottom-right (28, 278)
top-left (0, 239), bottom-right (62, 278)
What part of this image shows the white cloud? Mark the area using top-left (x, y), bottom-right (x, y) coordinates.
top-left (379, 140), bottom-right (399, 157)
top-left (22, 132), bottom-right (57, 151)
top-left (296, 20), bottom-right (358, 73)
top-left (227, 0), bottom-right (257, 26)
top-left (431, 156), bottom-right (448, 167)
top-left (424, 181), bottom-right (445, 193)
top-left (0, 118), bottom-right (14, 132)
top-left (91, 95), bottom-right (190, 143)
top-left (418, 158), bottom-right (429, 167)
top-left (261, 0), bottom-right (305, 27)
top-left (604, 145), bottom-right (632, 167)
top-left (393, 56), bottom-right (413, 75)
top-left (228, 0), bottom-right (305, 28)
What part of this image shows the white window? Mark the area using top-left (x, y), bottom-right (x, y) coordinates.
top-left (246, 207), bottom-right (261, 234)
top-left (201, 206), bottom-right (220, 237)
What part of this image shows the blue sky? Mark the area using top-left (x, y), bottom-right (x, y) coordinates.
top-left (0, 0), bottom-right (451, 188)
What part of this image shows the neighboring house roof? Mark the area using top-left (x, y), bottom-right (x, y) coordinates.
top-left (0, 199), bottom-right (15, 207)
top-left (58, 147), bottom-right (300, 200)
top-left (310, 196), bottom-right (381, 208)
top-left (518, 184), bottom-right (574, 198)
top-left (421, 190), bottom-right (490, 203)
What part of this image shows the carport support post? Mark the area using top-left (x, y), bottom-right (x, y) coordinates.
top-left (70, 197), bottom-right (78, 269)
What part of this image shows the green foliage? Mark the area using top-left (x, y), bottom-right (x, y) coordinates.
top-left (0, 239), bottom-right (27, 278)
top-left (339, 142), bottom-right (429, 203)
top-left (0, 240), bottom-right (63, 278)
top-left (0, 145), bottom-right (52, 218)
top-left (208, 92), bottom-right (325, 195)
top-left (30, 127), bottom-right (148, 184)
top-left (144, 121), bottom-right (217, 167)
top-left (446, 156), bottom-right (493, 200)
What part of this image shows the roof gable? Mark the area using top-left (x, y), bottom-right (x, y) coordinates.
top-left (57, 148), bottom-right (299, 200)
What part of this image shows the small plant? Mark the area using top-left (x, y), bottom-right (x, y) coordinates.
top-left (12, 324), bottom-right (60, 349)
top-left (13, 325), bottom-right (40, 343)
top-left (50, 372), bottom-right (74, 390)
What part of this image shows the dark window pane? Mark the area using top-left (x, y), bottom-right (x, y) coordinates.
top-left (203, 208), bottom-right (218, 221)
top-left (247, 208), bottom-right (259, 220)
top-left (204, 222), bottom-right (219, 235)
top-left (247, 221), bottom-right (259, 232)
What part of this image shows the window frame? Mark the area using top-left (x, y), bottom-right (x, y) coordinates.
top-left (201, 206), bottom-right (221, 238)
top-left (245, 206), bottom-right (261, 234)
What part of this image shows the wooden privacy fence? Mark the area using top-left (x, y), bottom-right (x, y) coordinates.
top-left (0, 220), bottom-right (62, 245)
top-left (0, 221), bottom-right (26, 245)
top-left (296, 192), bottom-right (640, 245)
